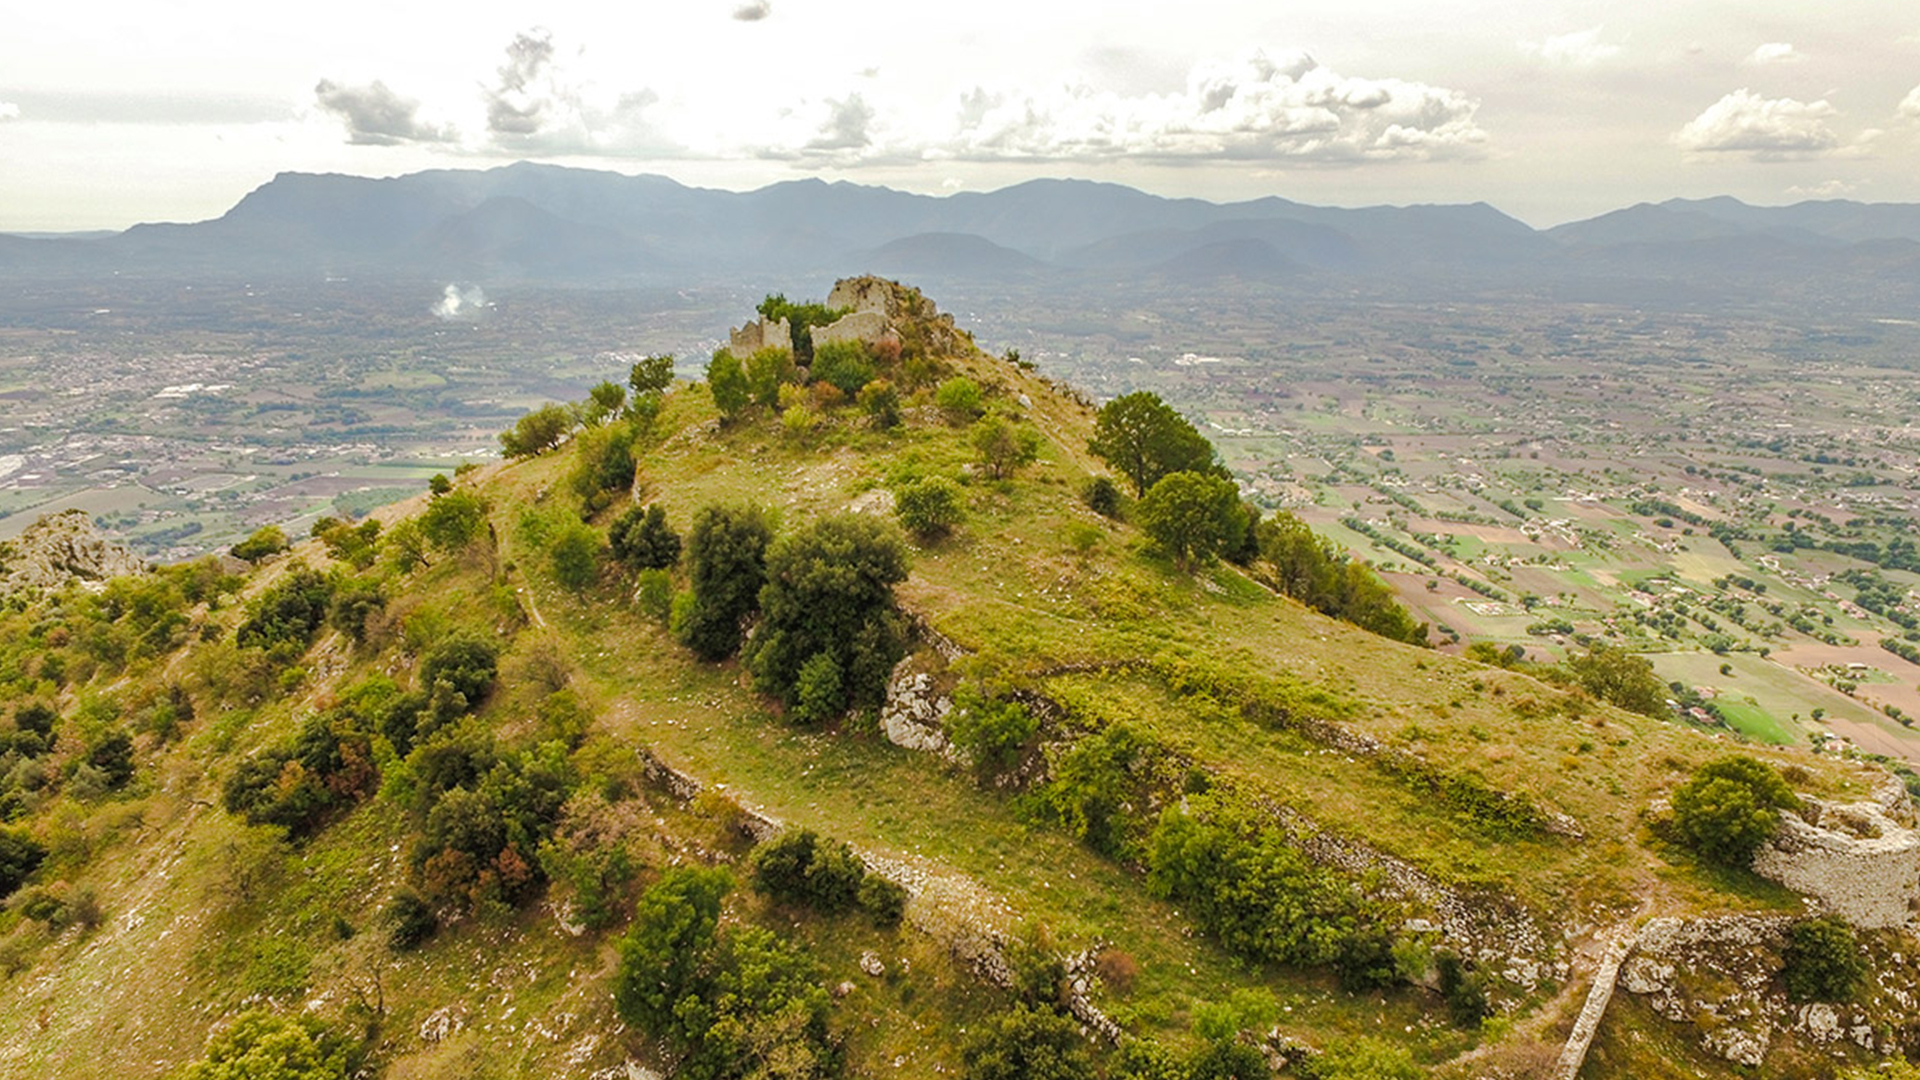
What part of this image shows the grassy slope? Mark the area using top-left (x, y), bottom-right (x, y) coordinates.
top-left (0, 316), bottom-right (1897, 1079)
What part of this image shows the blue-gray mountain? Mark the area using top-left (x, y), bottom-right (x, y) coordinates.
top-left (6, 163), bottom-right (1920, 295)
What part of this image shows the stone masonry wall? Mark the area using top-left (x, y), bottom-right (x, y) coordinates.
top-left (1752, 780), bottom-right (1920, 930)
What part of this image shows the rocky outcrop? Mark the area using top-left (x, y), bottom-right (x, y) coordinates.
top-left (0, 509), bottom-right (146, 595)
top-left (1616, 912), bottom-right (1920, 1066)
top-left (1752, 780), bottom-right (1920, 930)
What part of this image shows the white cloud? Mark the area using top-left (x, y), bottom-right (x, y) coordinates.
top-left (1745, 42), bottom-right (1804, 65)
top-left (1522, 27), bottom-right (1621, 67)
top-left (1786, 179), bottom-right (1858, 198)
top-left (1674, 88), bottom-right (1839, 158)
top-left (1900, 86), bottom-right (1920, 122)
top-left (476, 29), bottom-right (680, 157)
top-left (0, 102), bottom-right (18, 121)
top-left (776, 48), bottom-right (1487, 167)
top-left (731, 1), bottom-right (772, 21)
top-left (313, 80), bottom-right (456, 146)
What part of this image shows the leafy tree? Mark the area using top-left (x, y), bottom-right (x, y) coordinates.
top-left (811, 340), bottom-right (877, 398)
top-left (894, 476), bottom-right (965, 540)
top-left (584, 381), bottom-right (628, 425)
top-left (1437, 952), bottom-right (1490, 1027)
top-left (744, 515), bottom-right (909, 721)
top-left (1670, 756), bottom-right (1800, 866)
top-left (428, 474), bottom-right (453, 497)
top-left (676, 505), bottom-right (774, 661)
top-left (84, 730), bottom-right (136, 790)
top-left (971, 417), bottom-right (1041, 480)
top-left (858, 874), bottom-right (907, 928)
top-left (1255, 513), bottom-right (1426, 646)
top-left (1137, 471), bottom-right (1246, 570)
top-left (231, 526), bottom-right (289, 564)
top-left (1782, 916), bottom-right (1864, 1002)
top-left (549, 522), bottom-right (604, 592)
top-left (173, 1009), bottom-right (357, 1080)
top-left (935, 377), bottom-right (985, 422)
top-left (1081, 476), bottom-right (1122, 518)
top-left (610, 504), bottom-right (681, 570)
top-left (1565, 644), bottom-right (1669, 717)
top-left (961, 1005), bottom-right (1094, 1080)
top-left (314, 518), bottom-right (381, 569)
top-left (614, 865), bottom-right (732, 1036)
top-left (1034, 724), bottom-right (1149, 859)
top-left (706, 350), bottom-right (751, 420)
top-left (1088, 392), bottom-right (1218, 497)
top-left (420, 491), bottom-right (488, 555)
top-left (629, 353), bottom-right (676, 396)
top-left (499, 403), bottom-right (574, 458)
top-left (0, 826), bottom-right (47, 899)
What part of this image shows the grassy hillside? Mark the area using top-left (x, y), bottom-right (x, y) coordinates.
top-left (0, 280), bottom-right (1908, 1080)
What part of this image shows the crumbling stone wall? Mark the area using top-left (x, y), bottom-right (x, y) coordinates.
top-left (728, 316), bottom-right (791, 356)
top-left (811, 310), bottom-right (889, 348)
top-left (1752, 780), bottom-right (1920, 930)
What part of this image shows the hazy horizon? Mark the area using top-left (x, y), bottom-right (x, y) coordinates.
top-left (6, 0), bottom-right (1920, 232)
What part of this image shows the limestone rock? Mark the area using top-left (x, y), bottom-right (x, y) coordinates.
top-left (0, 509), bottom-right (146, 595)
top-left (860, 951), bottom-right (885, 977)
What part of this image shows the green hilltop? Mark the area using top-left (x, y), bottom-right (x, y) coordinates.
top-left (0, 277), bottom-right (1916, 1080)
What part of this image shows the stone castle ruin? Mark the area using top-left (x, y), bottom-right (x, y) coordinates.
top-left (1751, 775), bottom-right (1920, 930)
top-left (726, 276), bottom-right (972, 363)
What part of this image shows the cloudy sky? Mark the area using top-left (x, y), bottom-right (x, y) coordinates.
top-left (4, 0), bottom-right (1920, 231)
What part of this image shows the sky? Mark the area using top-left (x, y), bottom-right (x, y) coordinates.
top-left (4, 0), bottom-right (1920, 232)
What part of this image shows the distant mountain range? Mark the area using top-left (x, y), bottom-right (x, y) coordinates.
top-left (7, 163), bottom-right (1920, 296)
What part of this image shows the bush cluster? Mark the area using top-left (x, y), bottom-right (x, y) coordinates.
top-left (615, 867), bottom-right (840, 1080)
top-left (747, 827), bottom-right (906, 927)
top-left (1670, 755), bottom-right (1799, 867)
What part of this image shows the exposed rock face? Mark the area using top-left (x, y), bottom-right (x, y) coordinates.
top-left (1617, 913), bottom-right (1920, 1066)
top-left (1753, 778), bottom-right (1920, 930)
top-left (0, 509), bottom-right (146, 595)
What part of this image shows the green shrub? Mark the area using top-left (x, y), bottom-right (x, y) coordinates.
top-left (1137, 471), bottom-right (1246, 570)
top-left (743, 515), bottom-right (909, 718)
top-left (792, 652), bottom-right (845, 726)
top-left (676, 505), bottom-right (773, 661)
top-left (961, 1005), bottom-right (1093, 1080)
top-left (1670, 756), bottom-right (1799, 866)
top-left (894, 476), bottom-right (965, 540)
top-left (1437, 952), bottom-right (1490, 1026)
top-left (549, 522), bottom-right (604, 591)
top-left (1297, 1037), bottom-right (1420, 1080)
top-left (1782, 916), bottom-right (1865, 1002)
top-left (1081, 476), bottom-right (1122, 518)
top-left (1033, 725), bottom-right (1151, 858)
top-left (384, 888), bottom-right (438, 951)
top-left (499, 402), bottom-right (574, 457)
top-left (858, 378), bottom-right (901, 429)
top-left (230, 526), bottom-right (289, 564)
top-left (235, 569), bottom-right (334, 651)
top-left (568, 419), bottom-right (637, 498)
top-left (812, 340), bottom-right (877, 398)
top-left (706, 350), bottom-right (750, 419)
top-left (634, 568), bottom-right (673, 623)
top-left (0, 826), bottom-right (47, 899)
top-left (610, 505), bottom-right (681, 570)
top-left (629, 353), bottom-right (675, 395)
top-left (858, 874), bottom-right (908, 928)
top-left (173, 1009), bottom-right (357, 1080)
top-left (935, 377), bottom-right (985, 422)
top-left (419, 633), bottom-right (498, 710)
top-left (971, 417), bottom-right (1041, 480)
top-left (614, 865), bottom-right (730, 1035)
top-left (749, 828), bottom-right (866, 914)
top-left (947, 691), bottom-right (1038, 777)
